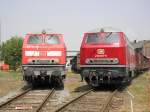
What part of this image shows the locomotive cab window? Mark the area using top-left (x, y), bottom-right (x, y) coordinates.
top-left (28, 36), bottom-right (42, 44)
top-left (45, 35), bottom-right (60, 44)
top-left (86, 34), bottom-right (100, 44)
top-left (104, 33), bottom-right (120, 43)
top-left (86, 33), bottom-right (120, 44)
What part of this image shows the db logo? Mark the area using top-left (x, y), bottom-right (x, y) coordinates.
top-left (40, 51), bottom-right (47, 56)
top-left (97, 49), bottom-right (105, 54)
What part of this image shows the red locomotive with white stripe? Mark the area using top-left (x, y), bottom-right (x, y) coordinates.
top-left (80, 28), bottom-right (136, 86)
top-left (22, 31), bottom-right (66, 87)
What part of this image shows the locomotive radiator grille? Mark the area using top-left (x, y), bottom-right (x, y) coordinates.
top-left (85, 58), bottom-right (119, 64)
top-left (27, 58), bottom-right (60, 64)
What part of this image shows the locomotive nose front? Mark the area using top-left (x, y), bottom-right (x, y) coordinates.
top-left (80, 32), bottom-right (126, 65)
top-left (22, 33), bottom-right (66, 86)
top-left (22, 34), bottom-right (66, 65)
top-left (80, 32), bottom-right (127, 86)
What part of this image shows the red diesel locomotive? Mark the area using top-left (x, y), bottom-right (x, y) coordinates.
top-left (80, 29), bottom-right (136, 86)
top-left (22, 31), bottom-right (66, 87)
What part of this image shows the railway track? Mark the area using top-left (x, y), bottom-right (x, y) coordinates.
top-left (0, 87), bottom-right (124, 112)
top-left (0, 88), bottom-right (55, 112)
top-left (55, 88), bottom-right (123, 112)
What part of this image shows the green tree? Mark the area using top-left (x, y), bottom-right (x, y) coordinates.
top-left (1, 36), bottom-right (23, 70)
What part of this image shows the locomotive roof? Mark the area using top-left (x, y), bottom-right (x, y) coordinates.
top-left (26, 33), bottom-right (63, 35)
top-left (87, 27), bottom-right (122, 33)
top-left (26, 29), bottom-right (63, 35)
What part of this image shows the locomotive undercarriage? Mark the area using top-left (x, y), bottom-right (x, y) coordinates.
top-left (81, 67), bottom-right (129, 87)
top-left (22, 65), bottom-right (66, 87)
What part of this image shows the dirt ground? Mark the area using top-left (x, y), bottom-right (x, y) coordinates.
top-left (65, 71), bottom-right (91, 95)
top-left (0, 71), bottom-right (25, 98)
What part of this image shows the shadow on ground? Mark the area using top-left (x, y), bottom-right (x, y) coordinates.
top-left (74, 85), bottom-right (92, 92)
top-left (73, 82), bottom-right (131, 93)
top-left (21, 83), bottom-right (64, 91)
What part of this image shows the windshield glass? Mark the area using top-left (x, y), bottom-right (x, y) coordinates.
top-left (86, 34), bottom-right (100, 44)
top-left (45, 35), bottom-right (60, 44)
top-left (28, 35), bottom-right (42, 44)
top-left (86, 32), bottom-right (119, 44)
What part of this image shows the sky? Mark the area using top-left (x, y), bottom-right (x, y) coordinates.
top-left (0, 0), bottom-right (150, 50)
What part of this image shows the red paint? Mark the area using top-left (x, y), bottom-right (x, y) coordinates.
top-left (80, 32), bottom-right (136, 70)
top-left (22, 33), bottom-right (66, 65)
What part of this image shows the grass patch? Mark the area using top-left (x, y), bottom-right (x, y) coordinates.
top-left (0, 71), bottom-right (22, 80)
top-left (128, 71), bottom-right (150, 111)
top-left (0, 71), bottom-right (24, 97)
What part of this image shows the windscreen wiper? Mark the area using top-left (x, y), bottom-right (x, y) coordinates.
top-left (105, 32), bottom-right (112, 38)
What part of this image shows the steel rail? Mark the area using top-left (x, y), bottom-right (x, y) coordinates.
top-left (0, 88), bottom-right (32, 108)
top-left (100, 89), bottom-right (118, 112)
top-left (55, 89), bottom-right (93, 112)
top-left (36, 88), bottom-right (55, 112)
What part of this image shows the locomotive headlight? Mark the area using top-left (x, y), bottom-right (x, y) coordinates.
top-left (50, 58), bottom-right (60, 64)
top-left (85, 58), bottom-right (93, 64)
top-left (85, 59), bottom-right (90, 64)
top-left (25, 51), bottom-right (39, 56)
top-left (113, 58), bottom-right (119, 64)
top-left (47, 51), bottom-right (62, 56)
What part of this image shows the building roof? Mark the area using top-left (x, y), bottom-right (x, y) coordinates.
top-left (132, 40), bottom-right (150, 49)
top-left (132, 41), bottom-right (144, 49)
